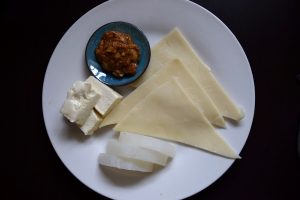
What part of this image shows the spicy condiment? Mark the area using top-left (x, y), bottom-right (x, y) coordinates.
top-left (95, 31), bottom-right (140, 78)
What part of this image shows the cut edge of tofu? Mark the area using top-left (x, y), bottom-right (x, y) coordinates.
top-left (79, 109), bottom-right (103, 135)
top-left (85, 76), bottom-right (123, 117)
top-left (60, 81), bottom-right (101, 126)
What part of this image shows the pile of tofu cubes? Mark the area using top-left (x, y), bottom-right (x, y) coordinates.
top-left (60, 76), bottom-right (122, 135)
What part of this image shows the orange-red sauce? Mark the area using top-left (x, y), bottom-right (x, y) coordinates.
top-left (95, 31), bottom-right (140, 78)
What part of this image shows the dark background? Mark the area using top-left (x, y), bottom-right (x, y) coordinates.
top-left (5, 0), bottom-right (300, 199)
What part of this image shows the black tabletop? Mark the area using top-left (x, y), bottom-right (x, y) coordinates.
top-left (7, 0), bottom-right (300, 199)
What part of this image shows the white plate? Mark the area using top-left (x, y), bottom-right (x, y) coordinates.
top-left (42, 0), bottom-right (255, 199)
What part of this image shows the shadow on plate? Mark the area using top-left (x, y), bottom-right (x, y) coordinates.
top-left (100, 165), bottom-right (151, 186)
top-left (99, 164), bottom-right (165, 187)
top-left (224, 116), bottom-right (244, 128)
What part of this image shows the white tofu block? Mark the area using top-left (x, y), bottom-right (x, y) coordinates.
top-left (80, 110), bottom-right (103, 135)
top-left (85, 76), bottom-right (122, 117)
top-left (60, 81), bottom-right (100, 125)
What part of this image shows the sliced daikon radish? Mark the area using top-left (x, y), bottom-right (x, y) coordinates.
top-left (98, 153), bottom-right (153, 172)
top-left (106, 140), bottom-right (169, 166)
top-left (119, 132), bottom-right (176, 158)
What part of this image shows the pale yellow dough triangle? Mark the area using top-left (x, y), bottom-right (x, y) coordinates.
top-left (114, 79), bottom-right (239, 159)
top-left (131, 28), bottom-right (244, 121)
top-left (101, 59), bottom-right (225, 128)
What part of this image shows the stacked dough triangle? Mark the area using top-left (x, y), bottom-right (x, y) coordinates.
top-left (102, 28), bottom-right (244, 159)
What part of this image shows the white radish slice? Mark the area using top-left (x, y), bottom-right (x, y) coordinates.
top-left (106, 140), bottom-right (169, 166)
top-left (119, 132), bottom-right (176, 158)
top-left (98, 153), bottom-right (153, 172)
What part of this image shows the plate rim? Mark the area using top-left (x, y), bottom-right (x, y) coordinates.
top-left (42, 0), bottom-right (255, 199)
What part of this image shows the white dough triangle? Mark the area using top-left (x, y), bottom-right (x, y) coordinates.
top-left (101, 59), bottom-right (225, 128)
top-left (114, 78), bottom-right (239, 159)
top-left (132, 28), bottom-right (244, 121)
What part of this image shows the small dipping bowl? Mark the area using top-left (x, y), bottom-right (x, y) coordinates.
top-left (85, 21), bottom-right (151, 86)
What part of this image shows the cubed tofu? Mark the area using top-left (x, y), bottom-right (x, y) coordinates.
top-left (85, 76), bottom-right (122, 116)
top-left (60, 81), bottom-right (100, 125)
top-left (80, 109), bottom-right (103, 135)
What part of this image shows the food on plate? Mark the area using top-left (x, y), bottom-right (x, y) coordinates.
top-left (119, 132), bottom-right (176, 158)
top-left (80, 110), bottom-right (103, 135)
top-left (60, 76), bottom-right (122, 135)
top-left (114, 78), bottom-right (240, 159)
top-left (95, 31), bottom-right (140, 78)
top-left (61, 27), bottom-right (243, 161)
top-left (98, 153), bottom-right (154, 173)
top-left (100, 59), bottom-right (225, 128)
top-left (106, 139), bottom-right (169, 166)
top-left (85, 22), bottom-right (151, 86)
top-left (85, 76), bottom-right (122, 117)
top-left (60, 81), bottom-right (100, 125)
top-left (98, 132), bottom-right (176, 172)
top-left (132, 27), bottom-right (244, 121)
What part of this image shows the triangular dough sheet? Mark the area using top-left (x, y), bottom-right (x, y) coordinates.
top-left (132, 28), bottom-right (244, 121)
top-left (114, 78), bottom-right (239, 159)
top-left (101, 59), bottom-right (225, 128)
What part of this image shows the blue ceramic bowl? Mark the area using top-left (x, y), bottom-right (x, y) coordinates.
top-left (85, 21), bottom-right (151, 86)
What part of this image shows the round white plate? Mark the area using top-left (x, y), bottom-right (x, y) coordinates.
top-left (42, 0), bottom-right (255, 199)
